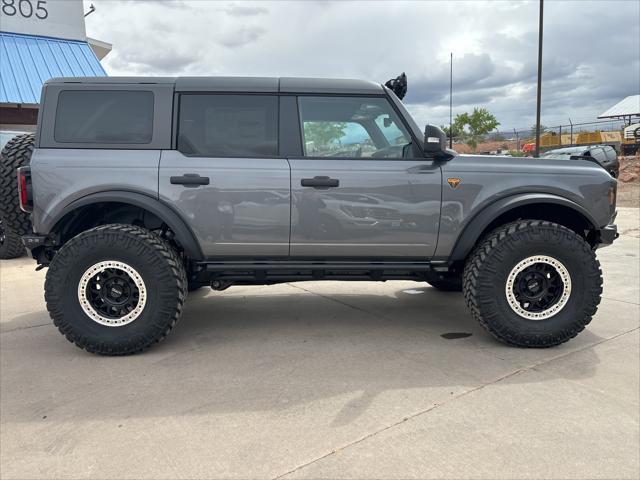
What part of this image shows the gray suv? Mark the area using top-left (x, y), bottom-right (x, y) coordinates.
top-left (0, 76), bottom-right (618, 355)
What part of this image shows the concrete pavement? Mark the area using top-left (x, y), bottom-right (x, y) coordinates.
top-left (1, 208), bottom-right (638, 479)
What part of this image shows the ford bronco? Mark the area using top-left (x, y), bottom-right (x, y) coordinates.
top-left (0, 75), bottom-right (618, 355)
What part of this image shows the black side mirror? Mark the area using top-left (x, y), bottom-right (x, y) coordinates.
top-left (423, 124), bottom-right (454, 160)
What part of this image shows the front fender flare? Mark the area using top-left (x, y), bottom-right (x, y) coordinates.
top-left (448, 193), bottom-right (598, 261)
top-left (46, 191), bottom-right (203, 260)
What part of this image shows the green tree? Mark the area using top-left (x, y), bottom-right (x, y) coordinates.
top-left (441, 124), bottom-right (463, 139)
top-left (304, 122), bottom-right (347, 147)
top-left (453, 108), bottom-right (500, 151)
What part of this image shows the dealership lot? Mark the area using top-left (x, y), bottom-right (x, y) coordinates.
top-left (1, 208), bottom-right (638, 480)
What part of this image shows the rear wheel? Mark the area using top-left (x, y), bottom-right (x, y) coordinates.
top-left (45, 224), bottom-right (187, 355)
top-left (0, 133), bottom-right (34, 235)
top-left (463, 220), bottom-right (602, 347)
top-left (0, 220), bottom-right (26, 259)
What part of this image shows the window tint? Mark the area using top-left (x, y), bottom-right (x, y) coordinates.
top-left (55, 90), bottom-right (153, 144)
top-left (298, 96), bottom-right (411, 158)
top-left (178, 94), bottom-right (278, 157)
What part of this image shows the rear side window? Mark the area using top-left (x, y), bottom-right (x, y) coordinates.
top-left (54, 90), bottom-right (154, 144)
top-left (178, 94), bottom-right (278, 157)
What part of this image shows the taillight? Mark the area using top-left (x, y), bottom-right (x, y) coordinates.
top-left (17, 167), bottom-right (32, 213)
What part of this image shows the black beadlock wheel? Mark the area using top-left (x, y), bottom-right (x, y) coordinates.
top-left (0, 133), bottom-right (34, 235)
top-left (44, 224), bottom-right (187, 355)
top-left (0, 219), bottom-right (26, 259)
top-left (463, 220), bottom-right (603, 348)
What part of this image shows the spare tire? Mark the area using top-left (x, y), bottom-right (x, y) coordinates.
top-left (0, 219), bottom-right (26, 259)
top-left (0, 133), bottom-right (34, 235)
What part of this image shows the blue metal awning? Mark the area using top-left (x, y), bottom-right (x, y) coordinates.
top-left (0, 32), bottom-right (106, 105)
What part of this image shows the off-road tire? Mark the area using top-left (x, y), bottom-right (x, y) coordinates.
top-left (427, 274), bottom-right (462, 292)
top-left (0, 220), bottom-right (26, 259)
top-left (463, 220), bottom-right (602, 348)
top-left (0, 133), bottom-right (34, 235)
top-left (45, 224), bottom-right (187, 355)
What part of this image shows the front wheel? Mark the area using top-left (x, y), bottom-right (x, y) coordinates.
top-left (463, 220), bottom-right (602, 348)
top-left (45, 224), bottom-right (187, 355)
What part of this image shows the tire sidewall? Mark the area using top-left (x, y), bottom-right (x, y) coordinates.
top-left (474, 225), bottom-right (600, 340)
top-left (46, 228), bottom-right (182, 351)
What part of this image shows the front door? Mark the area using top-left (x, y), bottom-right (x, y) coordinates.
top-left (159, 93), bottom-right (290, 258)
top-left (289, 96), bottom-right (442, 258)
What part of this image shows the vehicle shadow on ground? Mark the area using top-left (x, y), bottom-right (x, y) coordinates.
top-left (2, 284), bottom-right (603, 426)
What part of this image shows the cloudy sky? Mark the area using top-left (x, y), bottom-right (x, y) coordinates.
top-left (83, 0), bottom-right (639, 131)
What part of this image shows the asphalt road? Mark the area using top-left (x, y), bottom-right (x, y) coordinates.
top-left (1, 208), bottom-right (638, 480)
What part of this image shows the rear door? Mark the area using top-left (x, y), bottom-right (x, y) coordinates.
top-left (288, 95), bottom-right (441, 258)
top-left (159, 93), bottom-right (290, 258)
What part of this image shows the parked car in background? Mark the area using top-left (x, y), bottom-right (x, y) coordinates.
top-left (542, 145), bottom-right (619, 177)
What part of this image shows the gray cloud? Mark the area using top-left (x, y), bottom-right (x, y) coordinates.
top-left (224, 4), bottom-right (269, 16)
top-left (84, 0), bottom-right (640, 130)
top-left (217, 26), bottom-right (267, 48)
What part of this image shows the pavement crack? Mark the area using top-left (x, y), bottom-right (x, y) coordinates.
top-left (287, 283), bottom-right (395, 322)
top-left (601, 296), bottom-right (640, 306)
top-left (273, 325), bottom-right (640, 480)
top-left (0, 322), bottom-right (50, 334)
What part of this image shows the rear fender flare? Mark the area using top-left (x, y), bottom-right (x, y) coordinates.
top-left (47, 191), bottom-right (203, 260)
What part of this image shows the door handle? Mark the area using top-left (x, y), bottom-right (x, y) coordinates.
top-left (301, 176), bottom-right (339, 188)
top-left (170, 174), bottom-right (210, 187)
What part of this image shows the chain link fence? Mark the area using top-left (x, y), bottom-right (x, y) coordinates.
top-left (450, 119), bottom-right (631, 155)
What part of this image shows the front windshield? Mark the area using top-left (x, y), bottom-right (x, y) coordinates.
top-left (385, 87), bottom-right (425, 145)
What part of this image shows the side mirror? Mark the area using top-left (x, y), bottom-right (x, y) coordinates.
top-left (423, 124), bottom-right (454, 159)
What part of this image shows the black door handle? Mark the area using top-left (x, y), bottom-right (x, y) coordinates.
top-left (301, 176), bottom-right (339, 188)
top-left (170, 174), bottom-right (210, 187)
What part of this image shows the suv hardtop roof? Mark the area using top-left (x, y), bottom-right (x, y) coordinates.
top-left (44, 76), bottom-right (384, 95)
top-left (544, 145), bottom-right (612, 155)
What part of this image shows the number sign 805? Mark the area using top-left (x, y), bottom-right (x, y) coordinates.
top-left (2, 0), bottom-right (48, 19)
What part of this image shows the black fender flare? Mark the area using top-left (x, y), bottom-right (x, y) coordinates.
top-left (449, 193), bottom-right (598, 261)
top-left (48, 191), bottom-right (203, 260)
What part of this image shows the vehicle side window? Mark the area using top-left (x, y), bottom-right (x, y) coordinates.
top-left (604, 147), bottom-right (617, 161)
top-left (589, 148), bottom-right (605, 162)
top-left (298, 96), bottom-right (411, 159)
top-left (54, 90), bottom-right (154, 144)
top-left (178, 94), bottom-right (278, 157)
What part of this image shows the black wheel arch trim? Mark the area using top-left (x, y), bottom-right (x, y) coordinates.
top-left (449, 193), bottom-right (598, 262)
top-left (46, 190), bottom-right (204, 260)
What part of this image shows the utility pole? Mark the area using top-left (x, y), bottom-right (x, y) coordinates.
top-left (569, 117), bottom-right (573, 146)
top-left (449, 52), bottom-right (453, 149)
top-left (534, 0), bottom-right (544, 157)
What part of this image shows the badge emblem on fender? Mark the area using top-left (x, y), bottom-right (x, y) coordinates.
top-left (447, 178), bottom-right (462, 189)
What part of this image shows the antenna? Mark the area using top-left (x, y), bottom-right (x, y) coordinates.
top-left (84, 4), bottom-right (96, 17)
